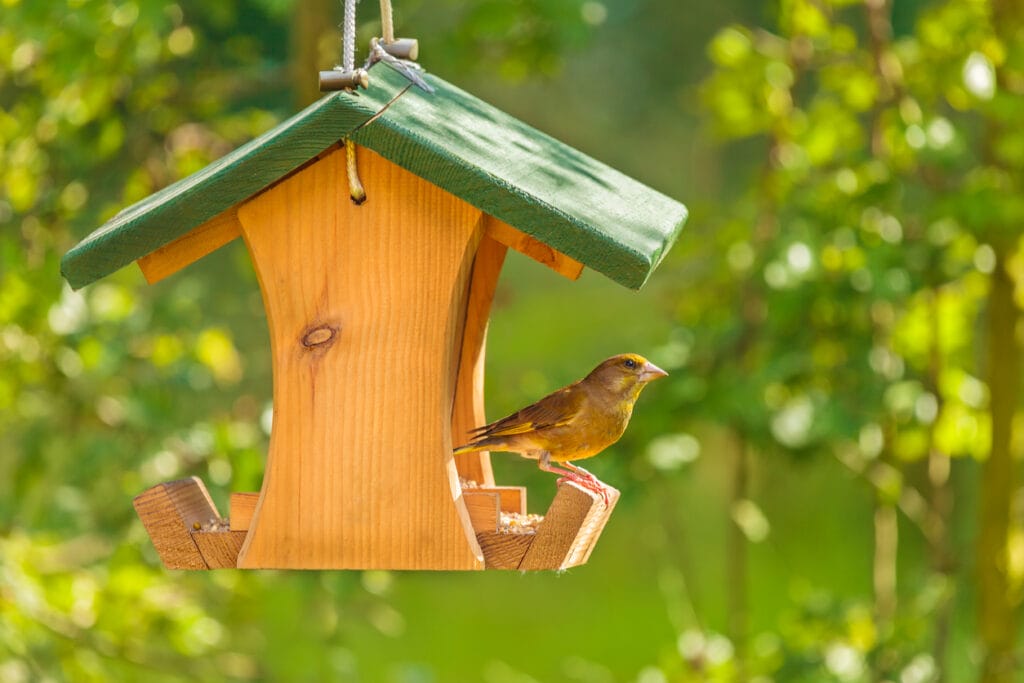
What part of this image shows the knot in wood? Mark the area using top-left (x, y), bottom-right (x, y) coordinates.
top-left (301, 325), bottom-right (338, 348)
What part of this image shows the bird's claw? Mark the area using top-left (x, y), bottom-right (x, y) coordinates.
top-left (556, 473), bottom-right (610, 506)
top-left (570, 464), bottom-right (595, 481)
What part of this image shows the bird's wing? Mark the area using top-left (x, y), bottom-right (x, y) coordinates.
top-left (472, 385), bottom-right (584, 439)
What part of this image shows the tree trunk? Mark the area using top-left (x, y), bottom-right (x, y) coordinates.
top-left (727, 431), bottom-right (749, 671)
top-left (977, 244), bottom-right (1021, 683)
top-left (291, 0), bottom-right (334, 107)
top-left (978, 2), bottom-right (1024, 679)
top-left (928, 448), bottom-right (954, 683)
top-left (873, 466), bottom-right (899, 683)
top-left (926, 289), bottom-right (955, 683)
top-left (874, 499), bottom-right (898, 629)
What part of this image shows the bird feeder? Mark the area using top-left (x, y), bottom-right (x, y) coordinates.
top-left (61, 65), bottom-right (687, 571)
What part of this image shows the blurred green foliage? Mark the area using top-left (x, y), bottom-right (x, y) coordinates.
top-left (2, 0), bottom-right (1023, 681)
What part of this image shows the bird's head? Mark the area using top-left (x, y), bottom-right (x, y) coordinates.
top-left (586, 353), bottom-right (668, 397)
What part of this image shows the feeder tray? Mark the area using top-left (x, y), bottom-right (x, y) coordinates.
top-left (62, 65), bottom-right (685, 571)
top-left (135, 476), bottom-right (618, 571)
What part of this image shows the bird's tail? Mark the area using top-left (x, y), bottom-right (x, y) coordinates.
top-left (453, 442), bottom-right (484, 456)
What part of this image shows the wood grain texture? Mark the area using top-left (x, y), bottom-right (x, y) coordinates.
top-left (61, 91), bottom-right (390, 289)
top-left (518, 481), bottom-right (620, 571)
top-left (451, 234), bottom-right (506, 486)
top-left (62, 65), bottom-right (686, 291)
top-left (477, 532), bottom-right (535, 570)
top-left (235, 145), bottom-right (484, 569)
top-left (137, 207), bottom-right (242, 284)
top-left (463, 491), bottom-right (500, 533)
top-left (475, 486), bottom-right (527, 514)
top-left (229, 492), bottom-right (258, 531)
top-left (133, 477), bottom-right (220, 570)
top-left (476, 480), bottom-right (619, 570)
top-left (192, 530), bottom-right (247, 569)
top-left (569, 485), bottom-right (621, 568)
top-left (485, 217), bottom-right (583, 281)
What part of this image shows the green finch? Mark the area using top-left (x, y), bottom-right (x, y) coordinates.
top-left (453, 353), bottom-right (667, 503)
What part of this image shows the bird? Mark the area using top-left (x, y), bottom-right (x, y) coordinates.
top-left (453, 353), bottom-right (668, 504)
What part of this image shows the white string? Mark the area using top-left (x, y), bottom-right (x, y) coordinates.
top-left (380, 0), bottom-right (395, 44)
top-left (342, 0), bottom-right (358, 72)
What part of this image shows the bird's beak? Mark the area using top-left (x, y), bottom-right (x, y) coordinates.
top-left (640, 361), bottom-right (669, 382)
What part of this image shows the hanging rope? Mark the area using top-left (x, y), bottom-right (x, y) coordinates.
top-left (319, 0), bottom-right (429, 93)
top-left (365, 0), bottom-right (431, 91)
top-left (379, 0), bottom-right (395, 45)
top-left (345, 139), bottom-right (366, 204)
top-left (318, 0), bottom-right (430, 202)
top-left (342, 0), bottom-right (358, 72)
top-left (319, 0), bottom-right (368, 91)
top-left (342, 0), bottom-right (366, 203)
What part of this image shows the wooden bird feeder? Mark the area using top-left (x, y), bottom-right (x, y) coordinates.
top-left (61, 65), bottom-right (687, 571)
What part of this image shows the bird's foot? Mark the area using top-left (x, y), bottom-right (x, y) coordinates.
top-left (563, 463), bottom-right (602, 487)
top-left (556, 473), bottom-right (610, 506)
top-left (568, 464), bottom-right (595, 480)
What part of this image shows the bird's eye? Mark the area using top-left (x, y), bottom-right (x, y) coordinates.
top-left (623, 358), bottom-right (637, 369)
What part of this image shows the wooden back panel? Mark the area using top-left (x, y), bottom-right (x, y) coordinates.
top-left (235, 146), bottom-right (484, 569)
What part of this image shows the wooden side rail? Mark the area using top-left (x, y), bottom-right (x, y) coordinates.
top-left (135, 477), bottom-right (617, 571)
top-left (133, 477), bottom-right (243, 570)
top-left (476, 480), bottom-right (619, 571)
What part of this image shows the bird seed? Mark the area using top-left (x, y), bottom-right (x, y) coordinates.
top-left (498, 511), bottom-right (544, 535)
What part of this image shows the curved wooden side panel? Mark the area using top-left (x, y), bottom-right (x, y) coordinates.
top-left (235, 145), bottom-right (485, 569)
top-left (450, 232), bottom-right (507, 486)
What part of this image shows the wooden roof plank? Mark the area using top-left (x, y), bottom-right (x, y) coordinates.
top-left (60, 92), bottom-right (388, 289)
top-left (352, 68), bottom-right (687, 289)
top-left (136, 206), bottom-right (242, 285)
top-left (61, 65), bottom-right (687, 291)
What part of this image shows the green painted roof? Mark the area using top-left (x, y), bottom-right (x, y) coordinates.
top-left (61, 65), bottom-right (687, 290)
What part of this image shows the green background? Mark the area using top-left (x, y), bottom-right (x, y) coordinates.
top-left (2, 1), bottom-right (1022, 681)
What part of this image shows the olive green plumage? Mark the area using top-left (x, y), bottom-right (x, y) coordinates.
top-left (453, 353), bottom-right (667, 500)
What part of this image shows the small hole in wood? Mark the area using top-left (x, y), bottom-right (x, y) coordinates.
top-left (301, 325), bottom-right (338, 348)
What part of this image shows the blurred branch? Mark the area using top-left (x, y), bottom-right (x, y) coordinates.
top-left (977, 243), bottom-right (1021, 683)
top-left (834, 448), bottom-right (932, 539)
top-left (863, 0), bottom-right (901, 157)
top-left (875, 418), bottom-right (899, 667)
top-left (924, 288), bottom-right (956, 682)
top-left (648, 476), bottom-right (705, 637)
top-left (873, 497), bottom-right (898, 631)
top-left (977, 2), bottom-right (1024, 680)
top-left (710, 21), bottom-right (817, 671)
top-left (726, 430), bottom-right (749, 668)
